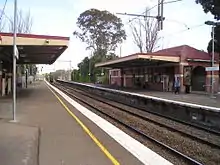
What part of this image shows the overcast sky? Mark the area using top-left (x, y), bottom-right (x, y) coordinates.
top-left (0, 0), bottom-right (215, 73)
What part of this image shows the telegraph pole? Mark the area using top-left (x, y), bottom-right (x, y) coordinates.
top-left (160, 0), bottom-right (164, 30)
top-left (158, 0), bottom-right (161, 30)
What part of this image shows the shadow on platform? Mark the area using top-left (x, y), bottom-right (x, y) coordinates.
top-left (0, 81), bottom-right (43, 121)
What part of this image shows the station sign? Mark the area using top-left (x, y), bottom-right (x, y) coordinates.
top-left (205, 66), bottom-right (219, 71)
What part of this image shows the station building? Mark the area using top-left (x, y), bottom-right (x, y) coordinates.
top-left (0, 32), bottom-right (69, 97)
top-left (95, 45), bottom-right (219, 93)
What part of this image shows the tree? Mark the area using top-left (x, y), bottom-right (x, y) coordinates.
top-left (196, 1), bottom-right (220, 53)
top-left (8, 9), bottom-right (36, 77)
top-left (130, 10), bottom-right (160, 53)
top-left (0, 15), bottom-right (6, 32)
top-left (73, 8), bottom-right (126, 54)
top-left (196, 0), bottom-right (220, 20)
top-left (74, 52), bottom-right (119, 83)
top-left (207, 25), bottom-right (220, 53)
top-left (71, 69), bottom-right (80, 81)
top-left (9, 9), bottom-right (33, 33)
top-left (77, 57), bottom-right (90, 82)
top-left (130, 19), bottom-right (144, 53)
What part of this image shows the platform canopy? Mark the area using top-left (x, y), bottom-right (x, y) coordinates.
top-left (0, 33), bottom-right (69, 64)
top-left (95, 53), bottom-right (180, 69)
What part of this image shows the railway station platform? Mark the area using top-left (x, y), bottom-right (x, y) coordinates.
top-left (93, 84), bottom-right (220, 108)
top-left (0, 80), bottom-right (172, 165)
top-left (134, 90), bottom-right (220, 108)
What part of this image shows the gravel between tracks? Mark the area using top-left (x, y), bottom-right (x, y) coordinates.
top-left (73, 87), bottom-right (220, 148)
top-left (58, 84), bottom-right (220, 165)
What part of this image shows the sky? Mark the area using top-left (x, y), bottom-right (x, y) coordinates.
top-left (0, 0), bottom-right (216, 73)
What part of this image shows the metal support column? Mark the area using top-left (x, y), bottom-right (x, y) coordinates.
top-left (12, 0), bottom-right (17, 121)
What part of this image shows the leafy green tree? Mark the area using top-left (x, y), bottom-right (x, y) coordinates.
top-left (196, 0), bottom-right (220, 20)
top-left (207, 27), bottom-right (220, 53)
top-left (74, 52), bottom-right (119, 83)
top-left (71, 69), bottom-right (80, 81)
top-left (77, 57), bottom-right (90, 82)
top-left (73, 8), bottom-right (126, 53)
top-left (73, 8), bottom-right (126, 83)
top-left (196, 1), bottom-right (220, 53)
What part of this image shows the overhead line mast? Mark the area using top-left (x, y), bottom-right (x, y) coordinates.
top-left (116, 0), bottom-right (165, 31)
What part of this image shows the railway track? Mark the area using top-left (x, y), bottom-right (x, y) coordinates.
top-left (57, 82), bottom-right (220, 149)
top-left (57, 81), bottom-right (220, 136)
top-left (52, 82), bottom-right (219, 165)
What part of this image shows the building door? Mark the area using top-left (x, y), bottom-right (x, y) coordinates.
top-left (192, 66), bottom-right (206, 91)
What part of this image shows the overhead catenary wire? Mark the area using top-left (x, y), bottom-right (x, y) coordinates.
top-left (161, 23), bottom-right (205, 38)
top-left (126, 0), bottom-right (183, 24)
top-left (165, 19), bottom-right (190, 29)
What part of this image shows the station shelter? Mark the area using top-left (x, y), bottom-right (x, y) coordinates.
top-left (95, 45), bottom-right (219, 93)
top-left (0, 32), bottom-right (69, 97)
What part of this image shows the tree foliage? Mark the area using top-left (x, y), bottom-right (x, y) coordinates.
top-left (9, 9), bottom-right (33, 33)
top-left (8, 9), bottom-right (36, 76)
top-left (207, 25), bottom-right (220, 53)
top-left (73, 8), bottom-right (126, 53)
top-left (196, 0), bottom-right (220, 20)
top-left (74, 52), bottom-right (119, 83)
top-left (196, 1), bottom-right (220, 53)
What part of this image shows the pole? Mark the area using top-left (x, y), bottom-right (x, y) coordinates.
top-left (119, 45), bottom-right (122, 57)
top-left (69, 60), bottom-right (71, 81)
top-left (160, 0), bottom-right (164, 30)
top-left (211, 26), bottom-right (215, 97)
top-left (12, 0), bottom-right (17, 121)
top-left (158, 0), bottom-right (161, 31)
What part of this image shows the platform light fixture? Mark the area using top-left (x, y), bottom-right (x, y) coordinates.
top-left (204, 21), bottom-right (220, 98)
top-left (45, 39), bottom-right (49, 44)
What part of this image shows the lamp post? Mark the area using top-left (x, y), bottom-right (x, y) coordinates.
top-left (12, 0), bottom-right (17, 122)
top-left (205, 21), bottom-right (220, 97)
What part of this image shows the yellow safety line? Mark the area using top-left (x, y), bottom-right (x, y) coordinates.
top-left (46, 83), bottom-right (120, 165)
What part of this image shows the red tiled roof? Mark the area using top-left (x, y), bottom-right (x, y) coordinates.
top-left (122, 45), bottom-right (213, 61)
top-left (153, 45), bottom-right (211, 60)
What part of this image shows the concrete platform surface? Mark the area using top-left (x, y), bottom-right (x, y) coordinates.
top-left (0, 121), bottom-right (39, 165)
top-left (0, 81), bottom-right (148, 165)
top-left (93, 84), bottom-right (220, 108)
top-left (135, 91), bottom-right (220, 108)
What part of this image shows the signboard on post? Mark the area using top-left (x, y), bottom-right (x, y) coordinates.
top-left (205, 66), bottom-right (219, 72)
top-left (14, 45), bottom-right (19, 59)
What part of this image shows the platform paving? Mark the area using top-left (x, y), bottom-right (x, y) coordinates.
top-left (93, 84), bottom-right (220, 108)
top-left (0, 122), bottom-right (39, 165)
top-left (0, 81), bottom-right (146, 165)
top-left (132, 90), bottom-right (220, 108)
